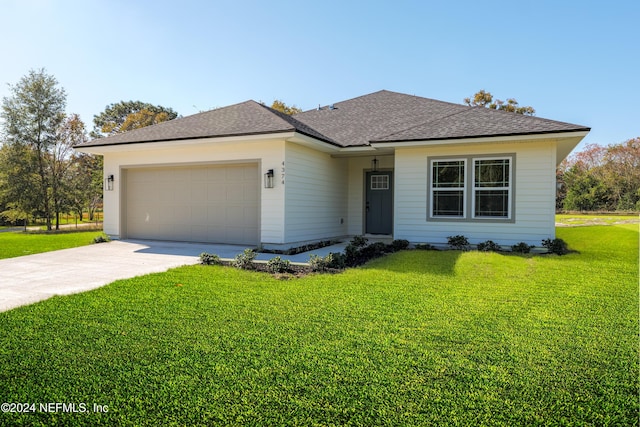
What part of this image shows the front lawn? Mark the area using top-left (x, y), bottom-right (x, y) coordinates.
top-left (0, 225), bottom-right (637, 426)
top-left (0, 231), bottom-right (106, 260)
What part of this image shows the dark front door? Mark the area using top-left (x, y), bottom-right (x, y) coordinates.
top-left (365, 171), bottom-right (393, 234)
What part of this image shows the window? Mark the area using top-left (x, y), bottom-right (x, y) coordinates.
top-left (431, 160), bottom-right (465, 217)
top-left (473, 158), bottom-right (511, 218)
top-left (370, 174), bottom-right (389, 190)
top-left (429, 155), bottom-right (513, 221)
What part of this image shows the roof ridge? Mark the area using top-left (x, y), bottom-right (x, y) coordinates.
top-left (307, 89), bottom-right (472, 114)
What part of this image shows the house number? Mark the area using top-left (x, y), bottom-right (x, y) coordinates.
top-left (281, 161), bottom-right (285, 184)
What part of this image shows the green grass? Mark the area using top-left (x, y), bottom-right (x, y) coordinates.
top-left (0, 225), bottom-right (638, 426)
top-left (0, 231), bottom-right (106, 259)
top-left (556, 213), bottom-right (639, 226)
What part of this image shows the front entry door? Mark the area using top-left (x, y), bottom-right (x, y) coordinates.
top-left (365, 171), bottom-right (393, 234)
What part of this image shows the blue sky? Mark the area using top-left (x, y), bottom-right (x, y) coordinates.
top-left (1, 0), bottom-right (638, 150)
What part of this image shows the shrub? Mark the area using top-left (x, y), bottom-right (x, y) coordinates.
top-left (308, 255), bottom-right (325, 272)
top-left (344, 242), bottom-right (365, 267)
top-left (511, 242), bottom-right (534, 254)
top-left (477, 240), bottom-right (501, 252)
top-left (447, 235), bottom-right (470, 251)
top-left (92, 234), bottom-right (110, 244)
top-left (541, 238), bottom-right (569, 255)
top-left (266, 256), bottom-right (291, 274)
top-left (232, 249), bottom-right (257, 269)
top-left (363, 241), bottom-right (389, 257)
top-left (199, 252), bottom-right (221, 265)
top-left (390, 239), bottom-right (410, 251)
top-left (350, 235), bottom-right (369, 247)
top-left (309, 252), bottom-right (345, 272)
top-left (325, 252), bottom-right (346, 270)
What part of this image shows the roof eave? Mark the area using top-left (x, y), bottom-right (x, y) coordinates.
top-left (74, 131), bottom-right (298, 154)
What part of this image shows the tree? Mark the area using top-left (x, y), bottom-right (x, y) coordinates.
top-left (270, 100), bottom-right (302, 115)
top-left (562, 166), bottom-right (608, 211)
top-left (464, 90), bottom-right (535, 115)
top-left (1, 68), bottom-right (66, 230)
top-left (558, 139), bottom-right (640, 212)
top-left (50, 114), bottom-right (87, 229)
top-left (0, 142), bottom-right (39, 228)
top-left (92, 101), bottom-right (178, 138)
top-left (67, 153), bottom-right (103, 224)
top-left (601, 137), bottom-right (640, 210)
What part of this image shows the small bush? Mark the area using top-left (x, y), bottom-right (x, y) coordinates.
top-left (232, 249), bottom-right (257, 269)
top-left (309, 252), bottom-right (347, 272)
top-left (447, 235), bottom-right (470, 251)
top-left (390, 239), bottom-right (410, 251)
top-left (511, 242), bottom-right (534, 254)
top-left (92, 234), bottom-right (110, 244)
top-left (415, 243), bottom-right (438, 251)
top-left (325, 252), bottom-right (346, 270)
top-left (542, 238), bottom-right (569, 255)
top-left (200, 252), bottom-right (221, 265)
top-left (344, 242), bottom-right (364, 266)
top-left (477, 240), bottom-right (501, 252)
top-left (350, 235), bottom-right (369, 247)
top-left (363, 241), bottom-right (389, 257)
top-left (267, 256), bottom-right (291, 274)
top-left (308, 255), bottom-right (325, 272)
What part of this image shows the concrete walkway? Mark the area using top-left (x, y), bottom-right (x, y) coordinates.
top-left (0, 239), bottom-right (348, 313)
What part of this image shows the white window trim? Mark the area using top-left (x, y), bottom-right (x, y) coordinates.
top-left (370, 174), bottom-right (390, 190)
top-left (427, 154), bottom-right (516, 223)
top-left (471, 156), bottom-right (513, 220)
top-left (429, 158), bottom-right (467, 219)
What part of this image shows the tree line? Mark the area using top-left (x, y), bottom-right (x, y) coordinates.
top-left (557, 138), bottom-right (640, 212)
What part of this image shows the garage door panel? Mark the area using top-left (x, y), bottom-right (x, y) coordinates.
top-left (207, 186), bottom-right (225, 201)
top-left (227, 188), bottom-right (245, 202)
top-left (191, 206), bottom-right (207, 223)
top-left (207, 205), bottom-right (226, 223)
top-left (125, 164), bottom-right (259, 245)
top-left (245, 184), bottom-right (260, 200)
top-left (190, 183), bottom-right (207, 201)
top-left (244, 206), bottom-right (259, 223)
top-left (226, 166), bottom-right (245, 181)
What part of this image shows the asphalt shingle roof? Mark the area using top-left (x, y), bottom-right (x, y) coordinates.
top-left (293, 90), bottom-right (469, 147)
top-left (76, 90), bottom-right (589, 149)
top-left (370, 102), bottom-right (590, 142)
top-left (77, 100), bottom-right (336, 147)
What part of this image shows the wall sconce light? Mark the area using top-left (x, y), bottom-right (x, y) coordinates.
top-left (106, 174), bottom-right (114, 191)
top-left (371, 157), bottom-right (379, 172)
top-left (264, 169), bottom-right (274, 188)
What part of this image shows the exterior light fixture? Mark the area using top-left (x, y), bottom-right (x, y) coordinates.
top-left (371, 157), bottom-right (379, 172)
top-left (106, 174), bottom-right (114, 191)
top-left (264, 169), bottom-right (274, 188)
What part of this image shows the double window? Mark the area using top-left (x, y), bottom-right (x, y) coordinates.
top-left (429, 155), bottom-right (513, 220)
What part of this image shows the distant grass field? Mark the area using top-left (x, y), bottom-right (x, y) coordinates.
top-left (0, 231), bottom-right (106, 260)
top-left (0, 224), bottom-right (637, 426)
top-left (556, 213), bottom-right (639, 226)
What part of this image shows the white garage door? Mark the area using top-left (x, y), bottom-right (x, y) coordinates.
top-left (125, 163), bottom-right (259, 245)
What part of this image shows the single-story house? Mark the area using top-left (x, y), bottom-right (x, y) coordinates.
top-left (75, 90), bottom-right (589, 249)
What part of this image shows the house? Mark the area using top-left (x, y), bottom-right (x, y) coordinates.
top-left (75, 90), bottom-right (589, 249)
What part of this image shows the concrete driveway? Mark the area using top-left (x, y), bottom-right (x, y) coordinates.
top-left (0, 239), bottom-right (348, 313)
